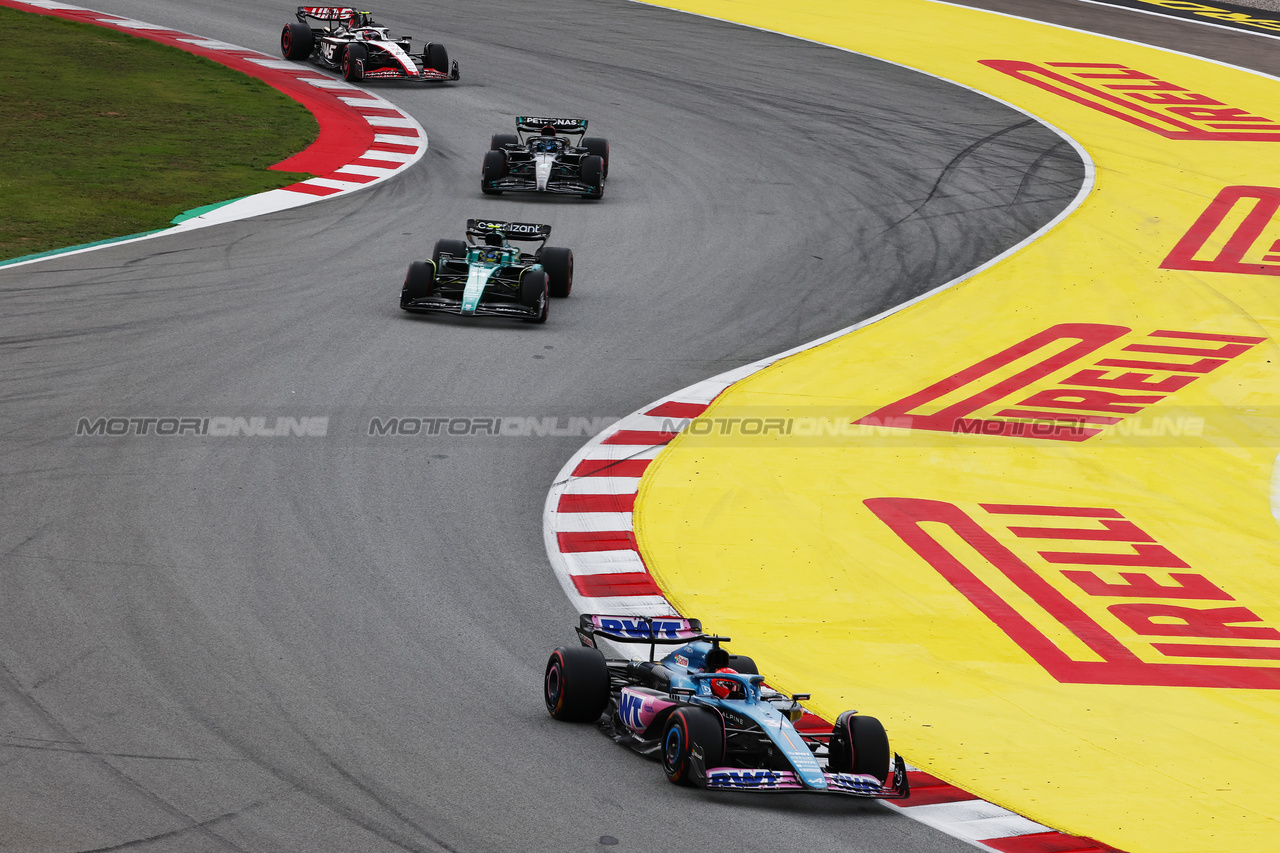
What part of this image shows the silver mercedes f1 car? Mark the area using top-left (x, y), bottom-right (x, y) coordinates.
top-left (482, 117), bottom-right (609, 199)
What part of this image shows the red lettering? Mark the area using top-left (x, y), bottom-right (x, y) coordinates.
top-left (1006, 519), bottom-right (1153, 542)
top-left (1060, 368), bottom-right (1196, 393)
top-left (1065, 571), bottom-right (1233, 600)
top-left (1122, 341), bottom-right (1257, 359)
top-left (1015, 388), bottom-right (1164, 414)
top-left (1129, 91), bottom-right (1223, 105)
top-left (1041, 543), bottom-right (1189, 568)
top-left (1096, 356), bottom-right (1227, 373)
top-left (1166, 106), bottom-right (1270, 122)
top-left (1110, 604), bottom-right (1280, 640)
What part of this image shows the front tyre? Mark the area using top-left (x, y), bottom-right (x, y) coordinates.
top-left (540, 247), bottom-right (573, 298)
top-left (580, 155), bottom-right (604, 199)
top-left (544, 646), bottom-right (608, 721)
top-left (827, 712), bottom-right (891, 784)
top-left (481, 150), bottom-right (507, 195)
top-left (281, 23), bottom-right (313, 60)
top-left (400, 261), bottom-right (434, 309)
top-left (520, 270), bottom-right (549, 324)
top-left (342, 44), bottom-right (366, 82)
top-left (583, 137), bottom-right (609, 177)
top-left (662, 707), bottom-right (724, 787)
top-left (424, 42), bottom-right (449, 74)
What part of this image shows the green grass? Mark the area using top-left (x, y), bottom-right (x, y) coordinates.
top-left (0, 7), bottom-right (319, 262)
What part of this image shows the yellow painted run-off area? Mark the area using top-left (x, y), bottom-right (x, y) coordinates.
top-left (633, 2), bottom-right (1280, 852)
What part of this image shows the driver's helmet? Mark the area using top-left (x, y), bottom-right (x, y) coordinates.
top-left (709, 668), bottom-right (744, 700)
top-left (361, 29), bottom-right (375, 40)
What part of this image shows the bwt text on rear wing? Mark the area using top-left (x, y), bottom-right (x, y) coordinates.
top-left (576, 614), bottom-right (707, 656)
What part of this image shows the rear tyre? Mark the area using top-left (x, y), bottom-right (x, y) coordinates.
top-left (583, 137), bottom-right (609, 177)
top-left (544, 646), bottom-right (609, 721)
top-left (482, 150), bottom-right (507, 195)
top-left (827, 712), bottom-right (890, 784)
top-left (580, 155), bottom-right (604, 199)
top-left (432, 239), bottom-right (467, 267)
top-left (281, 23), bottom-right (313, 60)
top-left (541, 247), bottom-right (573, 298)
top-left (490, 133), bottom-right (519, 150)
top-left (727, 654), bottom-right (758, 674)
top-left (343, 44), bottom-right (366, 82)
top-left (400, 261), bottom-right (434, 309)
top-left (424, 42), bottom-right (449, 74)
top-left (662, 707), bottom-right (724, 787)
top-left (520, 271), bottom-right (549, 324)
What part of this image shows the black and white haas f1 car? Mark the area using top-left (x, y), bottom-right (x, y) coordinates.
top-left (545, 615), bottom-right (910, 799)
top-left (483, 117), bottom-right (609, 199)
top-left (280, 7), bottom-right (458, 84)
top-left (400, 219), bottom-right (573, 324)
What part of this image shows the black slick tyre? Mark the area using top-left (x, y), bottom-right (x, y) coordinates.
top-left (490, 133), bottom-right (519, 150)
top-left (541, 247), bottom-right (573, 298)
top-left (281, 23), bottom-right (313, 60)
top-left (520, 271), bottom-right (548, 324)
top-left (343, 44), bottom-right (366, 82)
top-left (827, 712), bottom-right (891, 784)
top-left (544, 646), bottom-right (608, 721)
top-left (662, 707), bottom-right (724, 787)
top-left (432, 239), bottom-right (467, 267)
top-left (482, 150), bottom-right (507, 195)
top-left (424, 42), bottom-right (449, 74)
top-left (401, 261), bottom-right (434, 309)
top-left (580, 155), bottom-right (604, 199)
top-left (583, 137), bottom-right (609, 177)
top-left (727, 654), bottom-right (758, 674)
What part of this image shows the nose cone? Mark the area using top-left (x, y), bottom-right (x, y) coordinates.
top-left (534, 153), bottom-right (555, 191)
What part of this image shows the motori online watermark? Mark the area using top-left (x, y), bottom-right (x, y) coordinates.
top-left (656, 412), bottom-right (1220, 443)
top-left (367, 415), bottom-right (620, 437)
top-left (75, 416), bottom-right (329, 437)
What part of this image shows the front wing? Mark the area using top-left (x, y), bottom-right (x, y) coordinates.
top-left (698, 754), bottom-right (911, 798)
top-left (485, 174), bottom-right (596, 195)
top-left (401, 293), bottom-right (539, 320)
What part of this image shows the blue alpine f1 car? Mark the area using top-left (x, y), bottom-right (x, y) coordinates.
top-left (544, 615), bottom-right (910, 798)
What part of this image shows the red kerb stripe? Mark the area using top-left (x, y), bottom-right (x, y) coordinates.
top-left (557, 531), bottom-right (635, 553)
top-left (602, 430), bottom-right (680, 445)
top-left (370, 141), bottom-right (421, 154)
top-left (899, 772), bottom-right (976, 806)
top-left (645, 401), bottom-right (708, 418)
top-left (283, 182), bottom-right (342, 196)
top-left (570, 459), bottom-right (651, 478)
top-left (570, 572), bottom-right (662, 597)
top-left (981, 831), bottom-right (1128, 853)
top-left (558, 493), bottom-right (637, 513)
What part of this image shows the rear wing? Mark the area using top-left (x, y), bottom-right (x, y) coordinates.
top-left (517, 116), bottom-right (588, 141)
top-left (577, 614), bottom-right (706, 658)
top-left (465, 219), bottom-right (551, 244)
top-left (296, 6), bottom-right (368, 25)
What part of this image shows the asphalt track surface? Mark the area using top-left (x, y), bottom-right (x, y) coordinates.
top-left (0, 1), bottom-right (1269, 851)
